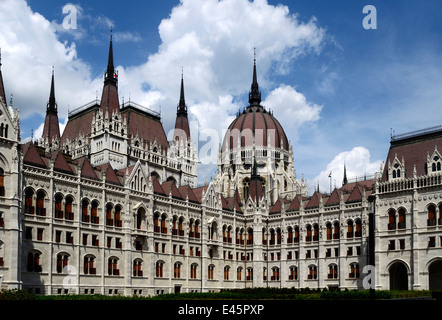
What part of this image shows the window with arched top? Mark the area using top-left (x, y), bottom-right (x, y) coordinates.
top-left (65, 196), bottom-right (74, 220)
top-left (328, 264), bottom-right (338, 279)
top-left (326, 223), bottom-right (332, 240)
top-left (306, 225), bottom-right (312, 242)
top-left (347, 220), bottom-right (354, 238)
top-left (398, 209), bottom-right (406, 229)
top-left (56, 253), bottom-right (69, 273)
top-left (388, 209), bottom-right (396, 230)
top-left (133, 259), bottom-right (143, 277)
top-left (27, 251), bottom-right (42, 272)
top-left (0, 168), bottom-right (5, 196)
top-left (355, 219), bottom-right (362, 237)
top-left (54, 194), bottom-right (63, 219)
top-left (36, 190), bottom-right (46, 216)
top-left (91, 201), bottom-right (99, 224)
top-left (349, 263), bottom-right (360, 278)
top-left (289, 266), bottom-right (298, 280)
top-left (81, 199), bottom-right (89, 223)
top-left (428, 204), bottom-right (437, 226)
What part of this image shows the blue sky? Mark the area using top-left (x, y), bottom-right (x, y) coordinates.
top-left (1, 0), bottom-right (442, 193)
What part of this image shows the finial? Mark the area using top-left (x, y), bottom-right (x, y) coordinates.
top-left (253, 47), bottom-right (256, 64)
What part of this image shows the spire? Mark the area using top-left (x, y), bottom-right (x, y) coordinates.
top-left (0, 48), bottom-right (6, 106)
top-left (173, 71), bottom-right (191, 142)
top-left (42, 68), bottom-right (61, 146)
top-left (248, 48), bottom-right (261, 107)
top-left (100, 30), bottom-right (120, 114)
top-left (104, 29), bottom-right (117, 85)
top-left (343, 163), bottom-right (348, 185)
top-left (47, 66), bottom-right (57, 114)
top-left (177, 69), bottom-right (187, 115)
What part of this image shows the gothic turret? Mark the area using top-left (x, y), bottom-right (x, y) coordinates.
top-left (0, 49), bottom-right (6, 106)
top-left (248, 50), bottom-right (261, 107)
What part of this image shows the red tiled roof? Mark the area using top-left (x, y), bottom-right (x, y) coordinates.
top-left (97, 163), bottom-right (122, 186)
top-left (42, 113), bottom-right (61, 143)
top-left (161, 181), bottom-right (183, 199)
top-left (23, 143), bottom-right (47, 168)
top-left (382, 133), bottom-right (442, 181)
top-left (325, 188), bottom-right (342, 206)
top-left (178, 185), bottom-right (200, 203)
top-left (74, 157), bottom-right (99, 181)
top-left (152, 177), bottom-right (167, 196)
top-left (270, 198), bottom-right (282, 214)
top-left (121, 107), bottom-right (169, 150)
top-left (53, 151), bottom-right (73, 174)
top-left (99, 82), bottom-right (120, 115)
top-left (192, 186), bottom-right (208, 203)
top-left (61, 105), bottom-right (98, 144)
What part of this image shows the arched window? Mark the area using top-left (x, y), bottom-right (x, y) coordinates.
top-left (65, 196), bottom-right (74, 220)
top-left (55, 194), bottom-right (63, 219)
top-left (0, 168), bottom-right (5, 196)
top-left (83, 255), bottom-right (96, 274)
top-left (133, 259), bottom-right (143, 277)
top-left (313, 224), bottom-right (319, 241)
top-left (306, 225), bottom-right (312, 242)
top-left (56, 253), bottom-right (69, 273)
top-left (287, 227), bottom-right (293, 244)
top-left (108, 257), bottom-right (119, 276)
top-left (328, 264), bottom-right (338, 279)
top-left (428, 205), bottom-right (436, 226)
top-left (349, 263), bottom-right (360, 278)
top-left (276, 228), bottom-right (281, 245)
top-left (333, 222), bottom-right (340, 239)
top-left (269, 229), bottom-right (275, 245)
top-left (294, 226), bottom-right (299, 243)
top-left (36, 190), bottom-right (46, 216)
top-left (190, 263), bottom-right (198, 279)
top-left (153, 212), bottom-right (160, 233)
top-left (347, 220), bottom-right (354, 238)
top-left (271, 267), bottom-right (280, 281)
top-left (91, 200), bottom-right (99, 224)
top-left (388, 209), bottom-right (396, 230)
top-left (178, 217), bottom-right (184, 236)
top-left (246, 267), bottom-right (253, 281)
top-left (398, 209), bottom-right (406, 229)
top-left (155, 261), bottom-right (164, 278)
top-left (355, 219), bottom-right (362, 237)
top-left (27, 251), bottom-right (42, 272)
top-left (237, 267), bottom-right (243, 281)
top-left (308, 265), bottom-right (317, 279)
top-left (224, 266), bottom-right (230, 280)
top-left (208, 265), bottom-right (215, 280)
top-left (114, 205), bottom-right (122, 227)
top-left (174, 262), bottom-right (181, 278)
top-left (161, 214), bottom-right (167, 234)
top-left (289, 266), bottom-right (298, 280)
top-left (105, 203), bottom-right (113, 226)
top-left (195, 220), bottom-right (200, 239)
top-left (326, 223), bottom-right (332, 240)
top-left (247, 228), bottom-right (253, 245)
top-left (81, 199), bottom-right (89, 223)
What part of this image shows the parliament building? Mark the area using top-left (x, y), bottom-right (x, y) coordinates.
top-left (0, 36), bottom-right (441, 296)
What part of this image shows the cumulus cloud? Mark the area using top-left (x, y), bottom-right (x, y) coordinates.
top-left (311, 146), bottom-right (382, 194)
top-left (262, 84), bottom-right (322, 141)
top-left (0, 0), bottom-right (101, 121)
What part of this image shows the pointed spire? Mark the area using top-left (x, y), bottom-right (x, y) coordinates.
top-left (100, 30), bottom-right (120, 114)
top-left (47, 66), bottom-right (57, 114)
top-left (0, 48), bottom-right (6, 105)
top-left (248, 47), bottom-right (261, 107)
top-left (173, 70), bottom-right (191, 142)
top-left (343, 163), bottom-right (348, 185)
top-left (104, 29), bottom-right (117, 85)
top-left (42, 68), bottom-right (61, 146)
top-left (177, 68), bottom-right (187, 115)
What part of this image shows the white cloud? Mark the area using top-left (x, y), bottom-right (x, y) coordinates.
top-left (0, 0), bottom-right (102, 121)
top-left (262, 84), bottom-right (322, 141)
top-left (311, 146), bottom-right (382, 195)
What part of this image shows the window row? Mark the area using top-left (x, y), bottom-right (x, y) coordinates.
top-left (24, 189), bottom-right (124, 227)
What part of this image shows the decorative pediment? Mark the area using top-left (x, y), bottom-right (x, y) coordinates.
top-left (388, 153), bottom-right (404, 180)
top-left (427, 146), bottom-right (442, 175)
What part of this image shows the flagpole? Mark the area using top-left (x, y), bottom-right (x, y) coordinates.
top-left (329, 171), bottom-right (332, 194)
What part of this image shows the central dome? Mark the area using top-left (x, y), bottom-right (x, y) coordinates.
top-left (223, 105), bottom-right (289, 150)
top-left (222, 57), bottom-right (289, 151)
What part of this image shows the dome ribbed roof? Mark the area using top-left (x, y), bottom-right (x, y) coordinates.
top-left (223, 105), bottom-right (289, 151)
